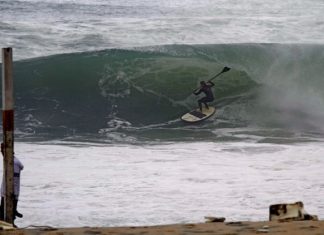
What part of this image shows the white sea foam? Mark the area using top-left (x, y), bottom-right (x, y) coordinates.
top-left (1, 0), bottom-right (324, 60)
top-left (4, 141), bottom-right (323, 228)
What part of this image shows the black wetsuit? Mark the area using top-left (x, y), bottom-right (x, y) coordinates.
top-left (194, 81), bottom-right (215, 111)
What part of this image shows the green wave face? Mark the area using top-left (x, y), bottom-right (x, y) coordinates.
top-left (2, 43), bottom-right (324, 138)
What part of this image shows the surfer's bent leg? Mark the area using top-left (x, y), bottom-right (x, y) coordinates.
top-left (198, 100), bottom-right (203, 112)
top-left (199, 97), bottom-right (212, 111)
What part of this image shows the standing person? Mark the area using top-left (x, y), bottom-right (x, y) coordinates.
top-left (0, 143), bottom-right (24, 226)
top-left (193, 80), bottom-right (215, 111)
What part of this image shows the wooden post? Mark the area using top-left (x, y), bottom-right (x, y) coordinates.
top-left (2, 48), bottom-right (14, 223)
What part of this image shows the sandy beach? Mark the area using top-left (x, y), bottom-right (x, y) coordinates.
top-left (0, 220), bottom-right (323, 235)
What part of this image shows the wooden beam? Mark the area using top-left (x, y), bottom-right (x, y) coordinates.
top-left (2, 47), bottom-right (15, 224)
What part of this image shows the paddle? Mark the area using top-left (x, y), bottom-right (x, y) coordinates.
top-left (192, 66), bottom-right (231, 93)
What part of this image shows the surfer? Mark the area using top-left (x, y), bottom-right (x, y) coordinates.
top-left (193, 80), bottom-right (215, 111)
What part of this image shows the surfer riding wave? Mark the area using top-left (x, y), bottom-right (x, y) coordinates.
top-left (193, 80), bottom-right (215, 112)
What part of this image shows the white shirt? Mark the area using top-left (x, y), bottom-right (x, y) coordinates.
top-left (1, 156), bottom-right (24, 199)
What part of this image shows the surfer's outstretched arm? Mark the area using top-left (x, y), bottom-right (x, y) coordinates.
top-left (194, 89), bottom-right (202, 95)
top-left (208, 81), bottom-right (215, 87)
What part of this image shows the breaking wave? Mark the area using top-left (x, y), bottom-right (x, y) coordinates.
top-left (1, 43), bottom-right (324, 140)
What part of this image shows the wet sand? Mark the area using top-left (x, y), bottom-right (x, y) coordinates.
top-left (2, 220), bottom-right (324, 235)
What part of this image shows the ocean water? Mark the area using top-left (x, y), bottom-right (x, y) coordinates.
top-left (1, 0), bottom-right (324, 228)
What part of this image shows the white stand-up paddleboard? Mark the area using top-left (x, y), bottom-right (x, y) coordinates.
top-left (181, 107), bottom-right (216, 123)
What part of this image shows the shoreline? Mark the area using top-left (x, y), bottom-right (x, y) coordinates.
top-left (2, 220), bottom-right (324, 235)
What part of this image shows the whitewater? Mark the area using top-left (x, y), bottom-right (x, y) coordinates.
top-left (1, 0), bottom-right (324, 228)
top-left (1, 0), bottom-right (324, 60)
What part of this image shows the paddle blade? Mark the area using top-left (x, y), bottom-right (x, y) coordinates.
top-left (221, 66), bottom-right (231, 73)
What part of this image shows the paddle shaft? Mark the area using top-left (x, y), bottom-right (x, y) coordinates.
top-left (193, 67), bottom-right (230, 93)
top-left (208, 70), bottom-right (226, 82)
